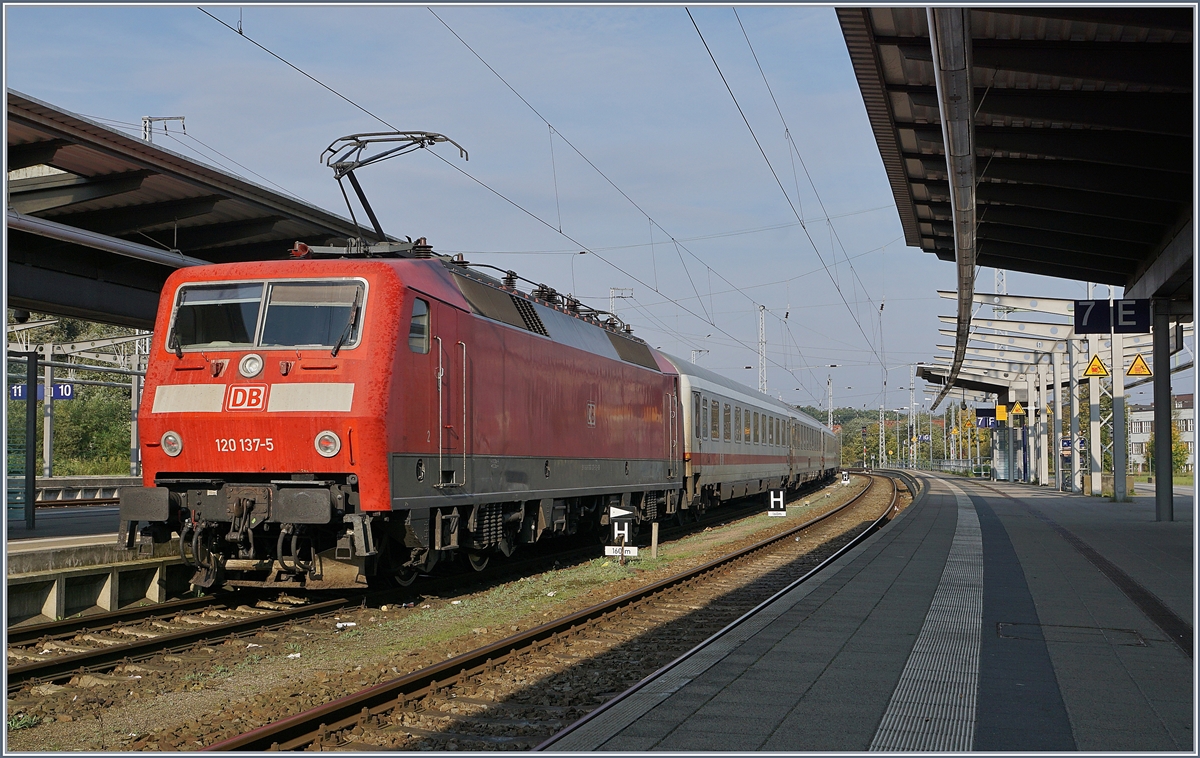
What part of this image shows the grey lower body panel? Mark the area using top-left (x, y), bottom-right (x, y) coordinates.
top-left (389, 454), bottom-right (677, 510)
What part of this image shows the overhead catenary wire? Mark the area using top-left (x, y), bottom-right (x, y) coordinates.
top-left (199, 6), bottom-right (857, 394)
top-left (448, 204), bottom-right (894, 255)
top-left (734, 8), bottom-right (878, 319)
top-left (686, 8), bottom-right (883, 369)
top-left (426, 8), bottom-right (850, 346)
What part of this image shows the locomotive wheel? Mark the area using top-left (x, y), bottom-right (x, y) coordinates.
top-left (467, 551), bottom-right (490, 572)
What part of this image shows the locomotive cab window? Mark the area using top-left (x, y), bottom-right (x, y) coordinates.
top-left (170, 282), bottom-right (263, 349)
top-left (260, 281), bottom-right (363, 349)
top-left (170, 279), bottom-right (366, 351)
top-left (409, 298), bottom-right (430, 354)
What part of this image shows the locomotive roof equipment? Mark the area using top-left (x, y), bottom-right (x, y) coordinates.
top-left (317, 131), bottom-right (468, 256)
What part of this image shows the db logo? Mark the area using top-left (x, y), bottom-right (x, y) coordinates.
top-left (226, 384), bottom-right (268, 411)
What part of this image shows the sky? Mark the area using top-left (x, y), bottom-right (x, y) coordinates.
top-left (5, 4), bottom-right (1177, 415)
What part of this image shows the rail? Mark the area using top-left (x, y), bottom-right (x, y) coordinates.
top-left (204, 474), bottom-right (898, 751)
top-left (538, 473), bottom-right (900, 749)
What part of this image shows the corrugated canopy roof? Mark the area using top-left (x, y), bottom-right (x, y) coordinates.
top-left (837, 7), bottom-right (1193, 303)
top-left (6, 89), bottom-right (387, 328)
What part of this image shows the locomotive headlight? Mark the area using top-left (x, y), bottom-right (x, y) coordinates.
top-left (239, 353), bottom-right (264, 378)
top-left (314, 430), bottom-right (341, 457)
top-left (161, 431), bottom-right (183, 457)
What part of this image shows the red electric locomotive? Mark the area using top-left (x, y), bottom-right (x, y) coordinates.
top-left (118, 130), bottom-right (838, 589)
top-left (119, 245), bottom-right (685, 587)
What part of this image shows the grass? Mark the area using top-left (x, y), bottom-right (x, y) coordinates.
top-left (7, 714), bottom-right (41, 731)
top-left (1131, 473), bottom-right (1194, 486)
top-left (53, 457), bottom-right (131, 476)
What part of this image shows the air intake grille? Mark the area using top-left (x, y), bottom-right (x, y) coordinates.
top-left (511, 296), bottom-right (549, 336)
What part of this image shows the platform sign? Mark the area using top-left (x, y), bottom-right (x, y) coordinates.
top-left (9, 384), bottom-right (75, 401)
top-left (604, 544), bottom-right (639, 557)
top-left (976, 416), bottom-right (996, 428)
top-left (1061, 438), bottom-right (1072, 457)
top-left (608, 504), bottom-right (634, 544)
top-left (1076, 437), bottom-right (1087, 452)
top-left (767, 489), bottom-right (787, 517)
top-left (606, 502), bottom-right (638, 557)
top-left (1169, 322), bottom-right (1184, 354)
top-left (1074, 298), bottom-right (1150, 334)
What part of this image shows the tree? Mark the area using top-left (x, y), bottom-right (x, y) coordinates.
top-left (1146, 415), bottom-right (1190, 475)
top-left (7, 310), bottom-right (138, 475)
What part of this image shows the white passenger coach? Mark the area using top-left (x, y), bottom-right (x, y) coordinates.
top-left (662, 355), bottom-right (840, 513)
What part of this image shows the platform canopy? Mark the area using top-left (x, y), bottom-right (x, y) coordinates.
top-left (837, 7), bottom-right (1193, 303)
top-left (7, 90), bottom-right (390, 329)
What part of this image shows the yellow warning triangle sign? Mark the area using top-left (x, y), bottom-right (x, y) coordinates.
top-left (1083, 355), bottom-right (1109, 377)
top-left (1011, 401), bottom-right (1026, 415)
top-left (1127, 353), bottom-right (1152, 377)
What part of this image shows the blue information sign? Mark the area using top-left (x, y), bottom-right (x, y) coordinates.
top-left (8, 384), bottom-right (75, 401)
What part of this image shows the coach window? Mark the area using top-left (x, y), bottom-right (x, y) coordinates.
top-left (735, 407), bottom-right (742, 442)
top-left (702, 397), bottom-right (710, 439)
top-left (693, 392), bottom-right (702, 439)
top-left (724, 404), bottom-right (732, 441)
top-left (711, 398), bottom-right (720, 439)
top-left (409, 298), bottom-right (430, 354)
top-left (752, 412), bottom-right (759, 443)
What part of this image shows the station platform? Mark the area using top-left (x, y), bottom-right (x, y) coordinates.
top-left (6, 506), bottom-right (181, 627)
top-left (7, 504), bottom-right (121, 542)
top-left (545, 472), bottom-right (1194, 752)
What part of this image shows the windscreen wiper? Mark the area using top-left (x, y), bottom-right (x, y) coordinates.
top-left (168, 330), bottom-right (183, 359)
top-left (331, 291), bottom-right (362, 358)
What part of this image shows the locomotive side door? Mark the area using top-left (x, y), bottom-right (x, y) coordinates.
top-left (665, 389), bottom-right (678, 480)
top-left (429, 300), bottom-right (463, 487)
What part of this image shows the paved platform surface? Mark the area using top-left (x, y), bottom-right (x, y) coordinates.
top-left (6, 505), bottom-right (120, 542)
top-left (546, 473), bottom-right (1193, 752)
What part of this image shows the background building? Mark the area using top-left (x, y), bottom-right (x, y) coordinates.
top-left (1129, 394), bottom-right (1194, 473)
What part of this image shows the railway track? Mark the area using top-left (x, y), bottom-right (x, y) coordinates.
top-left (203, 474), bottom-right (902, 751)
top-left (4, 482), bottom-right (818, 694)
top-left (5, 591), bottom-right (355, 691)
